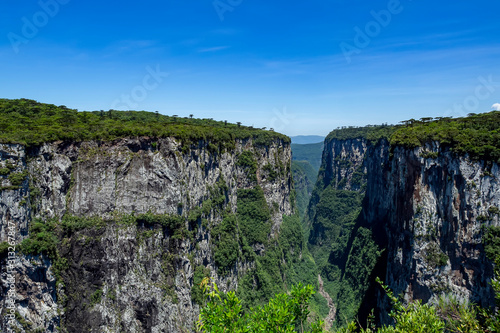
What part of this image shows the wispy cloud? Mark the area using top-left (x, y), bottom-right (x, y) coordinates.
top-left (114, 40), bottom-right (157, 51)
top-left (102, 40), bottom-right (161, 58)
top-left (197, 46), bottom-right (230, 53)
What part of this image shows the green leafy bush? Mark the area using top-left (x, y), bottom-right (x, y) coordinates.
top-left (192, 266), bottom-right (211, 305)
top-left (19, 218), bottom-right (58, 259)
top-left (488, 206), bottom-right (500, 216)
top-left (425, 243), bottom-right (448, 268)
top-left (0, 241), bottom-right (9, 256)
top-left (377, 277), bottom-right (445, 333)
top-left (212, 214), bottom-right (240, 272)
top-left (90, 288), bottom-right (103, 306)
top-left (237, 186), bottom-right (272, 245)
top-left (198, 280), bottom-right (323, 333)
top-left (8, 170), bottom-right (28, 186)
top-left (484, 226), bottom-right (500, 261)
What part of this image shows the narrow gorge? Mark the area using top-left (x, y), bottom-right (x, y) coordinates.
top-left (1, 99), bottom-right (499, 332)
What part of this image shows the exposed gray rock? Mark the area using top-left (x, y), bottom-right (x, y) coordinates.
top-left (317, 137), bottom-right (499, 323)
top-left (0, 137), bottom-right (293, 332)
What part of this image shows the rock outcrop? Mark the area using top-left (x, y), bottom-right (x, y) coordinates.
top-left (0, 136), bottom-right (294, 332)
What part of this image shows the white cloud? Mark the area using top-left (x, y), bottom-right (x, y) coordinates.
top-left (197, 46), bottom-right (230, 53)
top-left (492, 103), bottom-right (500, 111)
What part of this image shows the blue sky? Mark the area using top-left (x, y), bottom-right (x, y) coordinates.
top-left (1, 0), bottom-right (499, 136)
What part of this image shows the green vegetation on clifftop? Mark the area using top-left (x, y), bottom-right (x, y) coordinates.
top-left (390, 111), bottom-right (500, 161)
top-left (0, 98), bottom-right (289, 147)
top-left (325, 111), bottom-right (500, 162)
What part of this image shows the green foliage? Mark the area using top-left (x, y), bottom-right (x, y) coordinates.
top-left (236, 213), bottom-right (318, 313)
top-left (390, 111), bottom-right (500, 162)
top-left (237, 186), bottom-right (272, 245)
top-left (204, 175), bottom-right (228, 216)
top-left (375, 277), bottom-right (445, 332)
top-left (326, 125), bottom-right (396, 145)
top-left (324, 112), bottom-right (500, 162)
top-left (436, 296), bottom-right (482, 333)
top-left (134, 212), bottom-right (186, 239)
top-left (263, 163), bottom-right (278, 182)
top-left (212, 214), bottom-right (241, 272)
top-left (192, 266), bottom-right (212, 305)
top-left (60, 215), bottom-right (106, 232)
top-left (291, 160), bottom-right (317, 219)
top-left (0, 98), bottom-right (289, 147)
top-left (237, 151), bottom-right (258, 181)
top-left (421, 150), bottom-right (439, 159)
top-left (198, 280), bottom-right (323, 333)
top-left (359, 276), bottom-right (500, 333)
top-left (425, 243), bottom-right (449, 268)
top-left (307, 181), bottom-right (382, 325)
top-left (336, 227), bottom-right (381, 321)
top-left (488, 206), bottom-right (500, 216)
top-left (484, 226), bottom-right (500, 262)
top-left (0, 167), bottom-right (10, 176)
top-left (309, 187), bottom-right (362, 251)
top-left (8, 170), bottom-right (28, 186)
top-left (19, 218), bottom-right (59, 259)
top-left (291, 142), bottom-right (324, 172)
top-left (90, 288), bottom-right (103, 306)
top-left (0, 241), bottom-right (9, 256)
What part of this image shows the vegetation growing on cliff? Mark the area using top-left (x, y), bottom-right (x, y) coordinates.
top-left (292, 142), bottom-right (324, 172)
top-left (0, 98), bottom-right (289, 147)
top-left (199, 272), bottom-right (500, 332)
top-left (326, 125), bottom-right (396, 145)
top-left (306, 182), bottom-right (381, 326)
top-left (198, 280), bottom-right (323, 333)
top-left (291, 160), bottom-right (317, 219)
top-left (325, 111), bottom-right (500, 162)
top-left (390, 111), bottom-right (500, 162)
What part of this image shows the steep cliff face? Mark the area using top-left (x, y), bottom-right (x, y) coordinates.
top-left (376, 142), bottom-right (499, 322)
top-left (0, 136), bottom-right (295, 332)
top-left (308, 134), bottom-right (500, 325)
top-left (291, 160), bottom-right (317, 219)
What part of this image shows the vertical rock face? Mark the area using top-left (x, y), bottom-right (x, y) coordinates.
top-left (0, 144), bottom-right (30, 243)
top-left (310, 137), bottom-right (500, 324)
top-left (320, 138), bottom-right (368, 193)
top-left (0, 137), bottom-right (294, 332)
top-left (378, 143), bottom-right (499, 322)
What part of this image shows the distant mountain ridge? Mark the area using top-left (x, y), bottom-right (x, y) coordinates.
top-left (290, 135), bottom-right (325, 144)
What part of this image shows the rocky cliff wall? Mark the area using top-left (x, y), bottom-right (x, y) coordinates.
top-left (0, 136), bottom-right (294, 332)
top-left (309, 136), bottom-right (500, 325)
top-left (376, 142), bottom-right (500, 322)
